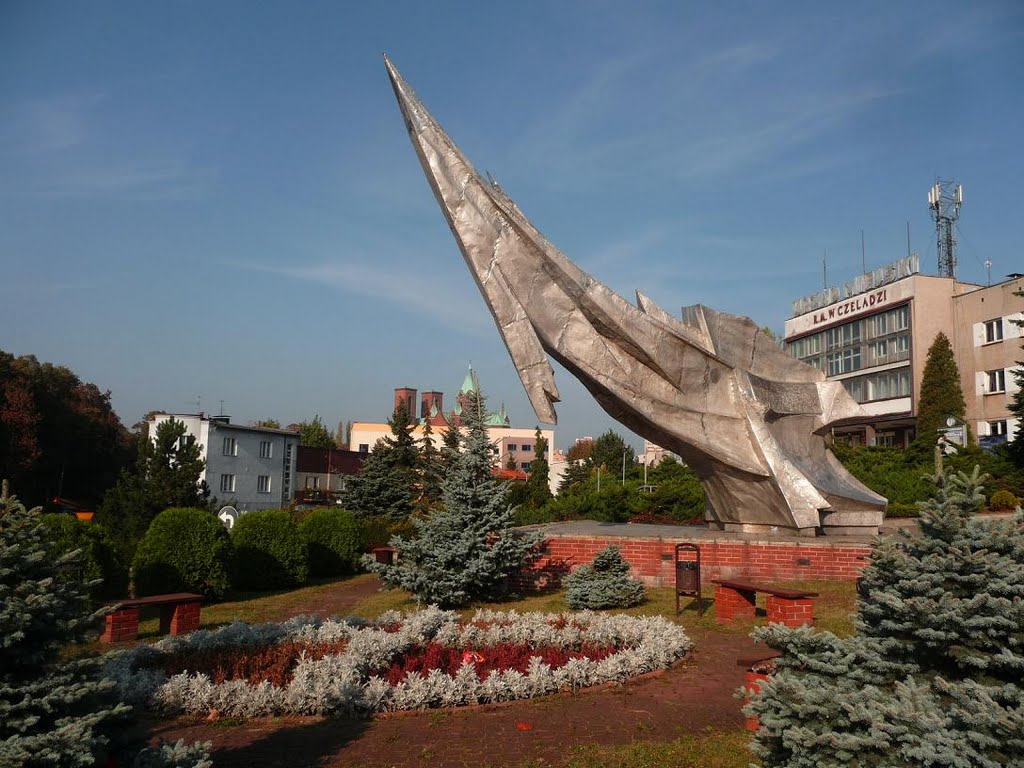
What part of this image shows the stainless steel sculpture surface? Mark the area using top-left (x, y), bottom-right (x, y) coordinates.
top-left (384, 56), bottom-right (886, 536)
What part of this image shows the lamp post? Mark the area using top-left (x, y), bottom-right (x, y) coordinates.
top-left (621, 449), bottom-right (628, 486)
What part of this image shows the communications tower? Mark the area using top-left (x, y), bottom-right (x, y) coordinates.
top-left (928, 179), bottom-right (963, 278)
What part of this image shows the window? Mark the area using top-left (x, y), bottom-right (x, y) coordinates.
top-left (521, 462), bottom-right (531, 471)
top-left (259, 440), bottom-right (272, 459)
top-left (358, 443), bottom-right (369, 453)
top-left (987, 369), bottom-right (1006, 393)
top-left (841, 368), bottom-right (911, 403)
top-left (989, 420), bottom-right (1008, 436)
top-left (257, 475), bottom-right (271, 493)
top-left (521, 444), bottom-right (533, 452)
top-left (222, 437), bottom-right (237, 456)
top-left (985, 318), bottom-right (1004, 344)
top-left (508, 444), bottom-right (517, 452)
top-left (220, 474), bottom-right (235, 493)
top-left (305, 476), bottom-right (320, 490)
top-left (827, 347), bottom-right (862, 375)
top-left (875, 432), bottom-right (895, 447)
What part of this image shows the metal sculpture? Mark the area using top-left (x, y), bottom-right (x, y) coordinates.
top-left (383, 56), bottom-right (886, 536)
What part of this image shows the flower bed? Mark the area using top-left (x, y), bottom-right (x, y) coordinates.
top-left (106, 607), bottom-right (692, 717)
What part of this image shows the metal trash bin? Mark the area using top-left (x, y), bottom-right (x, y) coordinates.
top-left (674, 542), bottom-right (703, 615)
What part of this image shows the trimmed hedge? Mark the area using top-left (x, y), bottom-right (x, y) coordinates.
top-left (231, 510), bottom-right (308, 591)
top-left (565, 545), bottom-right (646, 609)
top-left (132, 508), bottom-right (233, 599)
top-left (298, 507), bottom-right (362, 577)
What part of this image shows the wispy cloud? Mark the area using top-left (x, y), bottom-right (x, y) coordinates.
top-left (241, 259), bottom-right (494, 336)
top-left (1, 87), bottom-right (217, 200)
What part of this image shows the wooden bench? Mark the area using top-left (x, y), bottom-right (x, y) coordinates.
top-left (100, 593), bottom-right (204, 643)
top-left (712, 579), bottom-right (818, 627)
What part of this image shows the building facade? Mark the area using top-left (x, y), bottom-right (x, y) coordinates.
top-left (149, 413), bottom-right (300, 512)
top-left (784, 256), bottom-right (1024, 447)
top-left (350, 366), bottom-right (554, 470)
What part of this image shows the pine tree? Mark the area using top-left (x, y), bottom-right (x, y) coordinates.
top-left (914, 332), bottom-right (968, 451)
top-left (557, 458), bottom-right (590, 496)
top-left (525, 427), bottom-right (552, 507)
top-left (418, 420), bottom-right (443, 509)
top-left (97, 417), bottom-right (209, 567)
top-left (748, 467), bottom-right (1024, 766)
top-left (1, 480), bottom-right (130, 766)
top-left (366, 388), bottom-right (539, 608)
top-left (341, 402), bottom-right (419, 520)
top-left (565, 546), bottom-right (645, 609)
top-left (589, 430), bottom-right (635, 475)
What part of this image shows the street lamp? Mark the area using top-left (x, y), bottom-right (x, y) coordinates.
top-left (621, 449), bottom-right (628, 486)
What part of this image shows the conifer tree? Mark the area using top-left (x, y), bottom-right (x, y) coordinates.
top-left (1, 480), bottom-right (130, 766)
top-left (914, 332), bottom-right (968, 451)
top-left (418, 419), bottom-right (443, 509)
top-left (341, 402), bottom-right (419, 520)
top-left (525, 427), bottom-right (552, 507)
top-left (366, 388), bottom-right (538, 608)
top-left (565, 545), bottom-right (645, 609)
top-left (97, 417), bottom-right (209, 566)
top-left (748, 467), bottom-right (1024, 766)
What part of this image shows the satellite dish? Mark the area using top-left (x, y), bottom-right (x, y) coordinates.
top-left (218, 505), bottom-right (238, 529)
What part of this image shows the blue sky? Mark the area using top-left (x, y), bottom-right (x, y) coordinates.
top-left (2, 1), bottom-right (1022, 450)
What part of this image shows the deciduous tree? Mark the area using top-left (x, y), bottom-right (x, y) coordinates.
top-left (297, 415), bottom-right (336, 448)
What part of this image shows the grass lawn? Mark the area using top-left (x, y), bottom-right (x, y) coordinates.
top-left (557, 729), bottom-right (751, 768)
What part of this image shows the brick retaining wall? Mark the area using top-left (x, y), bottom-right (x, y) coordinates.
top-left (523, 533), bottom-right (871, 588)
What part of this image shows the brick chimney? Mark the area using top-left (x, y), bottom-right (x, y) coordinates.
top-left (394, 388), bottom-right (416, 421)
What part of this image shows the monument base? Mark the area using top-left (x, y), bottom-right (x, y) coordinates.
top-left (818, 508), bottom-right (883, 537)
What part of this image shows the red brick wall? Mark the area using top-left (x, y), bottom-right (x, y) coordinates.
top-left (525, 535), bottom-right (870, 588)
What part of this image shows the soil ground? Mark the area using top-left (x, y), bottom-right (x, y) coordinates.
top-left (140, 577), bottom-right (762, 768)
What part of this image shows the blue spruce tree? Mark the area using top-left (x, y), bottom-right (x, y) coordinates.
top-left (748, 467), bottom-right (1024, 766)
top-left (366, 388), bottom-right (538, 607)
top-left (0, 480), bottom-right (131, 766)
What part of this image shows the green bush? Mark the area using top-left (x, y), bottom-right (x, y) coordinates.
top-left (299, 507), bottom-right (362, 577)
top-left (230, 509), bottom-right (309, 590)
top-left (40, 513), bottom-right (126, 598)
top-left (988, 489), bottom-right (1019, 510)
top-left (132, 508), bottom-right (233, 599)
top-left (884, 502), bottom-right (920, 518)
top-left (565, 545), bottom-right (646, 609)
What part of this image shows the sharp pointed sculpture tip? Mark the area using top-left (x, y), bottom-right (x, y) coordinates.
top-left (383, 58), bottom-right (887, 536)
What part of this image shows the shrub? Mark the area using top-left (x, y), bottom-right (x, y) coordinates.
top-left (883, 502), bottom-right (920, 518)
top-left (299, 507), bottom-right (362, 577)
top-left (988, 488), bottom-right (1019, 510)
top-left (1, 484), bottom-right (130, 766)
top-left (133, 508), bottom-right (233, 599)
top-left (231, 510), bottom-right (309, 591)
top-left (40, 513), bottom-right (126, 598)
top-left (565, 546), bottom-right (646, 609)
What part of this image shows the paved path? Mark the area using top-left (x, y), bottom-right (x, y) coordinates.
top-left (144, 579), bottom-right (762, 768)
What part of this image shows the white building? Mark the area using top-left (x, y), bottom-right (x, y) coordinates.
top-left (148, 413), bottom-right (300, 512)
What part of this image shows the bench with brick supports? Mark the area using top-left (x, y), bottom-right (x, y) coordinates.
top-left (712, 579), bottom-right (818, 627)
top-left (100, 593), bottom-right (204, 643)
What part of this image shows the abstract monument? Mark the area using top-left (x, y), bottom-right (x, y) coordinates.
top-left (383, 56), bottom-right (886, 536)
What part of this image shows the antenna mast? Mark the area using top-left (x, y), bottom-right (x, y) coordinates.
top-left (927, 178), bottom-right (963, 278)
